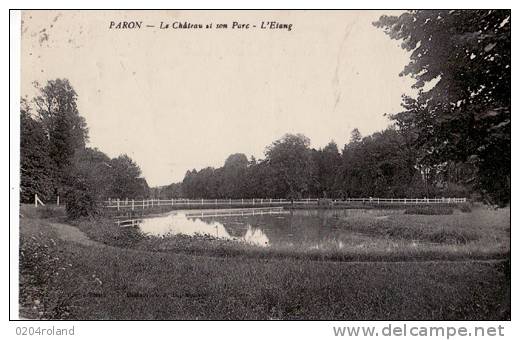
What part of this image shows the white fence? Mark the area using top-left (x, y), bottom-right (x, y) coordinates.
top-left (33, 194), bottom-right (61, 207)
top-left (103, 197), bottom-right (467, 211)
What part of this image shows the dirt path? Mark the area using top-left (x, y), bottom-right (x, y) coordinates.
top-left (49, 222), bottom-right (105, 247)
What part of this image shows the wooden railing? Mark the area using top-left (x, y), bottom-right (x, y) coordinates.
top-left (102, 197), bottom-right (467, 211)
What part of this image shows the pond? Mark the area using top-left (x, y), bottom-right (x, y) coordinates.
top-left (129, 207), bottom-right (410, 250)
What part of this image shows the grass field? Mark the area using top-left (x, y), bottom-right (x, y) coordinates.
top-left (18, 204), bottom-right (510, 320)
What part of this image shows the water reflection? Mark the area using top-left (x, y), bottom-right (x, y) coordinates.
top-left (137, 208), bottom-right (278, 247)
top-left (243, 226), bottom-right (270, 246)
top-left (132, 208), bottom-right (401, 250)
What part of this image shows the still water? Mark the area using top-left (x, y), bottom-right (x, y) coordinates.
top-left (134, 207), bottom-right (402, 249)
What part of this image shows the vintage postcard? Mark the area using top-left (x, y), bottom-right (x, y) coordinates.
top-left (14, 9), bottom-right (510, 325)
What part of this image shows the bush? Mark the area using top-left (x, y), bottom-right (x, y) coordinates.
top-left (64, 188), bottom-right (98, 220)
top-left (404, 206), bottom-right (454, 215)
top-left (19, 233), bottom-right (89, 319)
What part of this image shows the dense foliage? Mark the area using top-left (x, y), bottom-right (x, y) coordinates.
top-left (374, 10), bottom-right (510, 205)
top-left (20, 99), bottom-right (55, 202)
top-left (20, 79), bottom-right (149, 217)
top-left (169, 131), bottom-right (472, 200)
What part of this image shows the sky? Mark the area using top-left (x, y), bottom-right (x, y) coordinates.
top-left (21, 10), bottom-right (415, 187)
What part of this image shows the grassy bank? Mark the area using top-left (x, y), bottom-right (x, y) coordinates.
top-left (19, 205), bottom-right (510, 320)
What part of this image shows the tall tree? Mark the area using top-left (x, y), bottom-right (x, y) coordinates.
top-left (20, 99), bottom-right (54, 202)
top-left (182, 170), bottom-right (197, 198)
top-left (310, 141), bottom-right (342, 198)
top-left (265, 133), bottom-right (313, 198)
top-left (246, 159), bottom-right (274, 198)
top-left (374, 10), bottom-right (511, 205)
top-left (71, 147), bottom-right (113, 200)
top-left (109, 154), bottom-right (148, 199)
top-left (33, 79), bottom-right (89, 194)
top-left (339, 128), bottom-right (420, 198)
top-left (220, 153), bottom-right (249, 198)
top-left (349, 128), bottom-right (362, 144)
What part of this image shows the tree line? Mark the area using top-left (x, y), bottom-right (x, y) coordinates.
top-left (156, 10), bottom-right (510, 206)
top-left (152, 129), bottom-right (473, 201)
top-left (20, 79), bottom-right (149, 217)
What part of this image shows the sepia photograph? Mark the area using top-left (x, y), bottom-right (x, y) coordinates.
top-left (11, 8), bottom-right (510, 325)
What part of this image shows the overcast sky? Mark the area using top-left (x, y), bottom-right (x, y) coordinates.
top-left (21, 10), bottom-right (414, 187)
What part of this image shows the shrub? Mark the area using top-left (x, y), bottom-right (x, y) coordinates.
top-left (64, 188), bottom-right (98, 220)
top-left (19, 233), bottom-right (90, 319)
